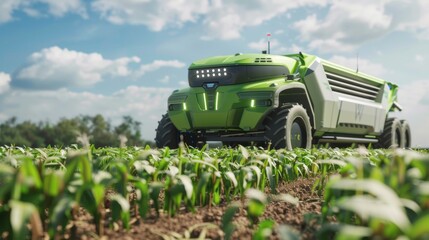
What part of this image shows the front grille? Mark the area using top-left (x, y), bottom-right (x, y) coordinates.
top-left (205, 90), bottom-right (216, 110)
top-left (326, 72), bottom-right (381, 101)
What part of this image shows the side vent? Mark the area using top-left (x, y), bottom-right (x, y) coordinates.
top-left (254, 58), bottom-right (272, 63)
top-left (326, 72), bottom-right (381, 101)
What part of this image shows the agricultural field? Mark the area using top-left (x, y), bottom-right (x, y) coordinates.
top-left (1, 144), bottom-right (429, 240)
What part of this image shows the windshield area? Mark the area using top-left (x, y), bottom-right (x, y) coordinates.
top-left (188, 65), bottom-right (289, 87)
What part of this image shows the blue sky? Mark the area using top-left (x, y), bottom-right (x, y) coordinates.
top-left (0, 0), bottom-right (428, 146)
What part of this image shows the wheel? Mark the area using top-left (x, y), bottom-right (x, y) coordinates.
top-left (264, 104), bottom-right (312, 150)
top-left (155, 114), bottom-right (179, 148)
top-left (376, 118), bottom-right (402, 148)
top-left (400, 120), bottom-right (411, 148)
top-left (182, 132), bottom-right (201, 148)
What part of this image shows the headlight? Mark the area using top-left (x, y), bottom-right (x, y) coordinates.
top-left (168, 94), bottom-right (188, 111)
top-left (195, 68), bottom-right (228, 78)
top-left (168, 94), bottom-right (187, 103)
top-left (237, 91), bottom-right (273, 99)
top-left (237, 91), bottom-right (273, 108)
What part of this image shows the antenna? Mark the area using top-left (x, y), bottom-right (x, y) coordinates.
top-left (267, 33), bottom-right (271, 54)
top-left (356, 52), bottom-right (359, 73)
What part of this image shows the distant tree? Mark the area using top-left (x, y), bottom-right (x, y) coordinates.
top-left (90, 114), bottom-right (116, 147)
top-left (15, 121), bottom-right (45, 147)
top-left (114, 116), bottom-right (144, 146)
top-left (0, 115), bottom-right (154, 147)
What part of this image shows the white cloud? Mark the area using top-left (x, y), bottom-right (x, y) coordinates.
top-left (293, 1), bottom-right (393, 52)
top-left (0, 0), bottom-right (21, 22)
top-left (248, 38), bottom-right (280, 52)
top-left (0, 0), bottom-right (86, 23)
top-left (415, 54), bottom-right (424, 62)
top-left (14, 46), bottom-right (140, 89)
top-left (136, 60), bottom-right (186, 76)
top-left (92, 0), bottom-right (209, 31)
top-left (91, 0), bottom-right (327, 40)
top-left (293, 1), bottom-right (429, 52)
top-left (390, 80), bottom-right (429, 147)
top-left (159, 75), bottom-right (170, 84)
top-left (0, 86), bottom-right (173, 140)
top-left (0, 72), bottom-right (11, 94)
top-left (328, 55), bottom-right (387, 77)
top-left (179, 81), bottom-right (188, 87)
top-left (202, 0), bottom-right (327, 40)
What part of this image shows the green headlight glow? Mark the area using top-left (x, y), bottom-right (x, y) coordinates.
top-left (250, 99), bottom-right (255, 108)
top-left (215, 92), bottom-right (219, 110)
top-left (203, 93), bottom-right (208, 111)
top-left (183, 103), bottom-right (187, 111)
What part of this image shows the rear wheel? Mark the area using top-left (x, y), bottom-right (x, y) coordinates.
top-left (264, 104), bottom-right (312, 150)
top-left (400, 120), bottom-right (411, 148)
top-left (376, 118), bottom-right (402, 148)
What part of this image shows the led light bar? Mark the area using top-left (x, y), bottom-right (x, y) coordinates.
top-left (196, 68), bottom-right (227, 79)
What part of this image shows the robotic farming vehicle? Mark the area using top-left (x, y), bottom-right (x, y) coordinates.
top-left (155, 52), bottom-right (411, 150)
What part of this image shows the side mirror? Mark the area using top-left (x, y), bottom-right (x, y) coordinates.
top-left (286, 73), bottom-right (300, 80)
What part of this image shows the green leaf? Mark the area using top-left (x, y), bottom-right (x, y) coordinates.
top-left (43, 170), bottom-right (63, 197)
top-left (271, 193), bottom-right (299, 206)
top-left (20, 157), bottom-right (42, 189)
top-left (221, 202), bottom-right (240, 239)
top-left (65, 150), bottom-right (92, 184)
top-left (149, 182), bottom-right (164, 216)
top-left (247, 200), bottom-right (265, 225)
top-left (407, 214), bottom-right (429, 239)
top-left (265, 166), bottom-right (276, 193)
top-left (239, 145), bottom-right (250, 160)
top-left (10, 200), bottom-right (42, 240)
top-left (253, 219), bottom-right (275, 240)
top-left (133, 160), bottom-right (156, 174)
top-left (318, 223), bottom-right (372, 240)
top-left (168, 166), bottom-right (179, 177)
top-left (316, 159), bottom-right (347, 167)
top-left (134, 180), bottom-right (150, 219)
top-left (196, 172), bottom-right (211, 205)
top-left (92, 184), bottom-right (106, 208)
top-left (277, 224), bottom-right (300, 240)
top-left (177, 175), bottom-right (193, 199)
top-left (110, 193), bottom-right (131, 230)
top-left (48, 196), bottom-right (77, 237)
top-left (400, 198), bottom-right (421, 214)
top-left (0, 163), bottom-right (15, 202)
top-left (245, 189), bottom-right (267, 204)
top-left (329, 179), bottom-right (403, 207)
top-left (225, 171), bottom-right (238, 188)
top-left (248, 166), bottom-right (262, 187)
top-left (335, 195), bottom-right (410, 231)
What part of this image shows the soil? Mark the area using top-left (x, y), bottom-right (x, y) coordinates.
top-left (63, 177), bottom-right (326, 240)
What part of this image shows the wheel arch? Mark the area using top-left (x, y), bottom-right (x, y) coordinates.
top-left (273, 83), bottom-right (316, 129)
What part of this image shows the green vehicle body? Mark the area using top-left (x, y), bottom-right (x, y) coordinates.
top-left (158, 52), bottom-right (409, 149)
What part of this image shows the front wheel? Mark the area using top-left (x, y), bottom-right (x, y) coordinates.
top-left (155, 113), bottom-right (202, 148)
top-left (155, 114), bottom-right (180, 148)
top-left (264, 104), bottom-right (312, 150)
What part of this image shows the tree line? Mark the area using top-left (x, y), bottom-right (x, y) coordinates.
top-left (0, 115), bottom-right (154, 148)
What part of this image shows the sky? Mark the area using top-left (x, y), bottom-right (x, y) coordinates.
top-left (0, 0), bottom-right (428, 147)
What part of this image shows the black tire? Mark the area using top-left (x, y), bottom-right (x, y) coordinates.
top-left (182, 132), bottom-right (200, 148)
top-left (155, 114), bottom-right (179, 148)
top-left (400, 120), bottom-right (411, 148)
top-left (376, 118), bottom-right (402, 148)
top-left (264, 104), bottom-right (312, 150)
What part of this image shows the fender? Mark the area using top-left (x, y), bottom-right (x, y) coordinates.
top-left (272, 82), bottom-right (316, 128)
